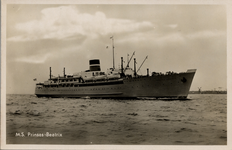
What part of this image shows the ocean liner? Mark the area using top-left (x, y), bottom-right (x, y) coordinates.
top-left (35, 37), bottom-right (196, 99)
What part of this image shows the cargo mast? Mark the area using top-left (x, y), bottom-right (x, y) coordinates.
top-left (49, 67), bottom-right (52, 79)
top-left (110, 36), bottom-right (115, 69)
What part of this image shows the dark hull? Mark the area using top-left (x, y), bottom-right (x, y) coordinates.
top-left (35, 70), bottom-right (196, 99)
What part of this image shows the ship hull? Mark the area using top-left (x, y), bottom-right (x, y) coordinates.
top-left (35, 70), bottom-right (196, 99)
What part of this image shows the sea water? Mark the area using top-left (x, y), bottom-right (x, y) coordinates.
top-left (6, 94), bottom-right (227, 145)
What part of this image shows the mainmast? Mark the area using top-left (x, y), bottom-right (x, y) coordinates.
top-left (110, 36), bottom-right (115, 69)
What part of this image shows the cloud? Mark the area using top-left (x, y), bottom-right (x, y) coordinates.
top-left (153, 30), bottom-right (225, 46)
top-left (16, 53), bottom-right (51, 64)
top-left (116, 31), bottom-right (185, 46)
top-left (166, 24), bottom-right (178, 29)
top-left (186, 30), bottom-right (226, 39)
top-left (157, 32), bottom-right (185, 43)
top-left (117, 29), bottom-right (225, 46)
top-left (8, 5), bottom-right (153, 41)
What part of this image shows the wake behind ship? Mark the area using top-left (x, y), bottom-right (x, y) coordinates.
top-left (35, 37), bottom-right (196, 99)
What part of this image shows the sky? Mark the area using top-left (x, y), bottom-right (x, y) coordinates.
top-left (6, 4), bottom-right (227, 94)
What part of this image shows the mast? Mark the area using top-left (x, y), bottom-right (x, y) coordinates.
top-left (127, 54), bottom-right (129, 67)
top-left (49, 67), bottom-right (52, 79)
top-left (110, 36), bottom-right (115, 69)
top-left (121, 57), bottom-right (124, 74)
top-left (134, 58), bottom-right (136, 76)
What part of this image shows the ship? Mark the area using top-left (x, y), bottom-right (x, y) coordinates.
top-left (35, 37), bottom-right (196, 99)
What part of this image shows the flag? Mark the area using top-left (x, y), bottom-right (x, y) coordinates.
top-left (33, 78), bottom-right (37, 81)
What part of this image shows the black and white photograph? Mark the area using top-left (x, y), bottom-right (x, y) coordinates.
top-left (1, 0), bottom-right (231, 149)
